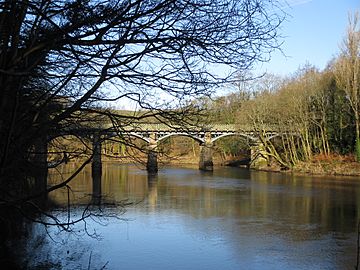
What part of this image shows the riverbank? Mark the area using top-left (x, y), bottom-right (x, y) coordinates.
top-left (162, 154), bottom-right (360, 177)
top-left (254, 154), bottom-right (360, 177)
top-left (102, 153), bottom-right (360, 177)
top-left (291, 156), bottom-right (360, 176)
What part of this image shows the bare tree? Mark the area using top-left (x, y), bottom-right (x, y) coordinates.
top-left (334, 11), bottom-right (360, 158)
top-left (0, 0), bottom-right (285, 230)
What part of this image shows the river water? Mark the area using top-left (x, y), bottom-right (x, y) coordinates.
top-left (25, 163), bottom-right (360, 269)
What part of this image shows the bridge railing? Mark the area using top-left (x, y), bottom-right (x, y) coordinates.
top-left (112, 123), bottom-right (283, 133)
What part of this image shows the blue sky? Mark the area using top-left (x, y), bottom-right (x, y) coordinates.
top-left (256, 0), bottom-right (360, 76)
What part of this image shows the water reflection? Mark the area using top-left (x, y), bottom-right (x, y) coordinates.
top-left (92, 168), bottom-right (102, 205)
top-left (41, 163), bottom-right (360, 269)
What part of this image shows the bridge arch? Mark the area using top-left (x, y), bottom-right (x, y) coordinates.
top-left (157, 133), bottom-right (204, 144)
top-left (104, 132), bottom-right (150, 143)
top-left (211, 133), bottom-right (257, 143)
top-left (266, 133), bottom-right (299, 141)
top-left (266, 134), bottom-right (281, 141)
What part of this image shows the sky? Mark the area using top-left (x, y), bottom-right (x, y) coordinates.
top-left (116, 0), bottom-right (359, 109)
top-left (256, 0), bottom-right (360, 76)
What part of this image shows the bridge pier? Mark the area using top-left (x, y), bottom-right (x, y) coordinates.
top-left (250, 141), bottom-right (268, 169)
top-left (92, 132), bottom-right (102, 178)
top-left (199, 132), bottom-right (213, 171)
top-left (146, 133), bottom-right (158, 173)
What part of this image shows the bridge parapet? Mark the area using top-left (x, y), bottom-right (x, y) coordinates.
top-left (118, 123), bottom-right (281, 133)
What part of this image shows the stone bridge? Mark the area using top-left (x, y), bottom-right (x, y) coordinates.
top-left (89, 123), bottom-right (279, 173)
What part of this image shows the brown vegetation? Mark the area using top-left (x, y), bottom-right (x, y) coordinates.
top-left (293, 155), bottom-right (360, 176)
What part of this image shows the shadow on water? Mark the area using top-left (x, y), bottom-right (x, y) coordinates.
top-left (1, 163), bottom-right (111, 269)
top-left (0, 166), bottom-right (51, 269)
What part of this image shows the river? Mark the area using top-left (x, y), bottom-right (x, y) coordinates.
top-left (24, 163), bottom-right (360, 269)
